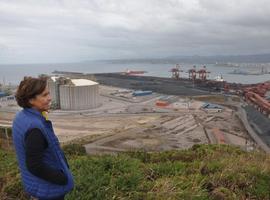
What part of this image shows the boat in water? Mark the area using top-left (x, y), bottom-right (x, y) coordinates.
top-left (123, 69), bottom-right (147, 75)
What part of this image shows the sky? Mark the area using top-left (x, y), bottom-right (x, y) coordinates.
top-left (1, 0), bottom-right (270, 64)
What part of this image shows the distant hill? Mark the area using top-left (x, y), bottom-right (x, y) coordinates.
top-left (166, 53), bottom-right (270, 64)
top-left (87, 53), bottom-right (270, 64)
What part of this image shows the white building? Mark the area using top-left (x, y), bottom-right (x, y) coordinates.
top-left (48, 76), bottom-right (61, 108)
top-left (48, 77), bottom-right (100, 110)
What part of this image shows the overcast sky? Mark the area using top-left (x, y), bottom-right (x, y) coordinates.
top-left (1, 0), bottom-right (270, 64)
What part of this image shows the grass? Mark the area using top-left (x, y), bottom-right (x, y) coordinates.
top-left (1, 144), bottom-right (270, 200)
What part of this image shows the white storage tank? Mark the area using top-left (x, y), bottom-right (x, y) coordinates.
top-left (47, 76), bottom-right (60, 109)
top-left (59, 79), bottom-right (100, 110)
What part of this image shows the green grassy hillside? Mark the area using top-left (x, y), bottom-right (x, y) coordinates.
top-left (1, 144), bottom-right (270, 200)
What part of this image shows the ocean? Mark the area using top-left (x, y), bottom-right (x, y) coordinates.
top-left (0, 61), bottom-right (270, 85)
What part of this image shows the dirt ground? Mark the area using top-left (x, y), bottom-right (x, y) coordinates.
top-left (0, 85), bottom-right (253, 154)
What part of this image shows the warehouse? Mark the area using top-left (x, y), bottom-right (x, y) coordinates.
top-left (48, 77), bottom-right (100, 110)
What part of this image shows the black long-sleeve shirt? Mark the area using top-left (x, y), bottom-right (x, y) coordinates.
top-left (25, 128), bottom-right (68, 185)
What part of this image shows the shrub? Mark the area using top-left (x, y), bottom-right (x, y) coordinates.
top-left (62, 143), bottom-right (87, 157)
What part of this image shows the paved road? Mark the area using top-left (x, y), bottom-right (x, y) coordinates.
top-left (236, 106), bottom-right (270, 153)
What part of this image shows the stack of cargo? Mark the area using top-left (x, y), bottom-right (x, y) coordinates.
top-left (156, 100), bottom-right (169, 107)
top-left (243, 81), bottom-right (270, 117)
top-left (156, 96), bottom-right (178, 107)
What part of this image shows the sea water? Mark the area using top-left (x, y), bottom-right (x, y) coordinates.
top-left (0, 61), bottom-right (269, 85)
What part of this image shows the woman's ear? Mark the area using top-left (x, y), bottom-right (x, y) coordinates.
top-left (29, 98), bottom-right (35, 106)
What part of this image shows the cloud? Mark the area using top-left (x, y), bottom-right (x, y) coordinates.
top-left (0, 0), bottom-right (270, 63)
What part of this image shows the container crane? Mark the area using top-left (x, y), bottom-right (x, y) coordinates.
top-left (170, 64), bottom-right (183, 79)
top-left (197, 65), bottom-right (210, 81)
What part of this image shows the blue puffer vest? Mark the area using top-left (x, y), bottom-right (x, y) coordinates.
top-left (12, 108), bottom-right (74, 199)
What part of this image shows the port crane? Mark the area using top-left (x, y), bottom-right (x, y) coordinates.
top-left (170, 64), bottom-right (183, 79)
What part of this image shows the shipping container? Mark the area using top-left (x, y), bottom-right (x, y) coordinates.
top-left (156, 100), bottom-right (169, 107)
top-left (132, 90), bottom-right (152, 96)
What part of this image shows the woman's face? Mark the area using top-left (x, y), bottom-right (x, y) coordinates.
top-left (29, 86), bottom-right (52, 112)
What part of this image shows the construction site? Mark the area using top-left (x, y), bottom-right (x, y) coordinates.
top-left (0, 65), bottom-right (270, 154)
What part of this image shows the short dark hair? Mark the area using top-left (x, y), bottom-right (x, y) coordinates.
top-left (15, 76), bottom-right (48, 108)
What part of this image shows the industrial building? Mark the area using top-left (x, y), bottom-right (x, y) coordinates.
top-left (48, 76), bottom-right (100, 110)
top-left (48, 76), bottom-right (61, 108)
top-left (201, 102), bottom-right (223, 113)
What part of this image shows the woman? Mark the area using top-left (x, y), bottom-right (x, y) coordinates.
top-left (12, 76), bottom-right (74, 200)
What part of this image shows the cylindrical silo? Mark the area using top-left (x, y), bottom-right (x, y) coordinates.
top-left (59, 79), bottom-right (100, 110)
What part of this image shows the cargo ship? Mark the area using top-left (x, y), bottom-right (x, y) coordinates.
top-left (123, 69), bottom-right (147, 76)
